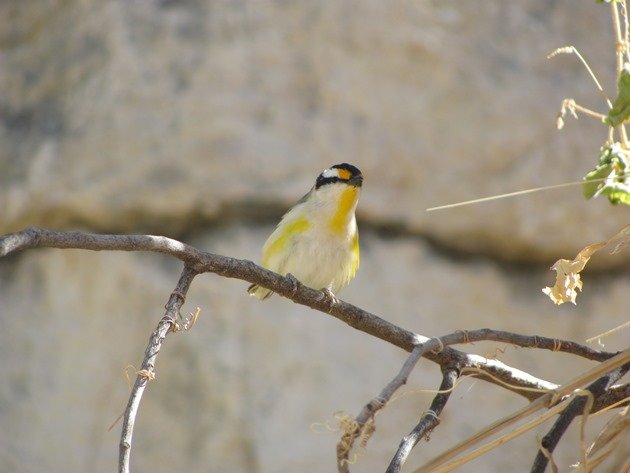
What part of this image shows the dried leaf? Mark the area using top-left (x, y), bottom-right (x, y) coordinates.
top-left (543, 224), bottom-right (630, 305)
top-left (542, 259), bottom-right (586, 305)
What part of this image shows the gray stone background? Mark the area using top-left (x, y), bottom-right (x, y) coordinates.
top-left (0, 1), bottom-right (628, 472)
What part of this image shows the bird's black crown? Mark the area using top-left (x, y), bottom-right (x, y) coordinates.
top-left (315, 163), bottom-right (363, 189)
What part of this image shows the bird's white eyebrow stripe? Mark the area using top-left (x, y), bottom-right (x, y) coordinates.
top-left (321, 168), bottom-right (339, 179)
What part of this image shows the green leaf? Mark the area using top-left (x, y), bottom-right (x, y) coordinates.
top-left (583, 144), bottom-right (630, 205)
top-left (605, 66), bottom-right (630, 126)
top-left (583, 162), bottom-right (613, 199)
top-left (602, 184), bottom-right (630, 205)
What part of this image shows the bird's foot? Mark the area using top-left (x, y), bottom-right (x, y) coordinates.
top-left (319, 288), bottom-right (339, 308)
top-left (286, 273), bottom-right (301, 296)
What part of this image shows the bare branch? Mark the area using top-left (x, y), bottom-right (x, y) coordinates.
top-left (0, 227), bottom-right (205, 263)
top-left (423, 329), bottom-right (613, 362)
top-left (337, 342), bottom-right (436, 472)
top-left (118, 265), bottom-right (199, 473)
top-left (592, 382), bottom-right (630, 412)
top-left (386, 368), bottom-right (459, 473)
top-left (6, 228), bottom-right (611, 401)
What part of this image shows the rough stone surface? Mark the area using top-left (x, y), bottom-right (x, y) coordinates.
top-left (0, 1), bottom-right (628, 473)
top-left (1, 0), bottom-right (628, 259)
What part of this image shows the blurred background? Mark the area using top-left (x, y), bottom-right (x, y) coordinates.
top-left (0, 1), bottom-right (628, 472)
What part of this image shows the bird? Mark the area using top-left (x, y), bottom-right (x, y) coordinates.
top-left (248, 163), bottom-right (363, 301)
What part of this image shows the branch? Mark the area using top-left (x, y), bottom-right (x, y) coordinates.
top-left (5, 228), bottom-right (610, 400)
top-left (0, 227), bottom-right (205, 263)
top-left (442, 329), bottom-right (613, 362)
top-left (386, 368), bottom-right (459, 473)
top-left (337, 340), bottom-right (442, 472)
top-left (118, 265), bottom-right (198, 473)
top-left (529, 362), bottom-right (630, 473)
top-left (592, 382), bottom-right (630, 412)
top-left (336, 328), bottom-right (620, 472)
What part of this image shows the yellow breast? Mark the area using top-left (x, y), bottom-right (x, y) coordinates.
top-left (329, 187), bottom-right (358, 234)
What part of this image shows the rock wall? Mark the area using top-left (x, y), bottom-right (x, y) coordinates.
top-left (1, 1), bottom-right (628, 472)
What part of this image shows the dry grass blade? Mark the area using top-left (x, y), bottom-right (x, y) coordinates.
top-left (586, 321), bottom-right (630, 346)
top-left (547, 46), bottom-right (611, 107)
top-left (580, 406), bottom-right (630, 472)
top-left (412, 395), bottom-right (574, 473)
top-left (412, 350), bottom-right (630, 473)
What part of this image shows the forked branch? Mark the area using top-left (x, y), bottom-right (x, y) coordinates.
top-left (386, 368), bottom-right (459, 473)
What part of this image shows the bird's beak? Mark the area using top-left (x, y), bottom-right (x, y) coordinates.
top-left (349, 174), bottom-right (363, 187)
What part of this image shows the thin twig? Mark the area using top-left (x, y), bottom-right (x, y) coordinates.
top-left (560, 99), bottom-right (607, 122)
top-left (613, 2), bottom-right (625, 78)
top-left (623, 0), bottom-right (630, 62)
top-left (612, 1), bottom-right (630, 145)
top-left (118, 265), bottom-right (198, 473)
top-left (337, 340), bottom-right (442, 472)
top-left (435, 329), bottom-right (614, 362)
top-left (386, 369), bottom-right (459, 473)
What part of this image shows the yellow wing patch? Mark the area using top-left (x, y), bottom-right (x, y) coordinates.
top-left (350, 230), bottom-right (360, 278)
top-left (262, 216), bottom-right (311, 267)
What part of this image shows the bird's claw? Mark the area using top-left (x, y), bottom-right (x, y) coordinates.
top-left (320, 288), bottom-right (339, 308)
top-left (286, 273), bottom-right (301, 296)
